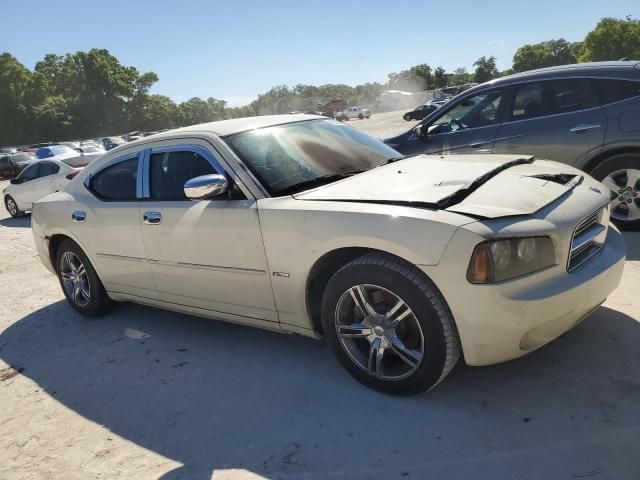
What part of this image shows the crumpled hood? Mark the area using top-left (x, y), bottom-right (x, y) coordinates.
top-left (293, 154), bottom-right (587, 218)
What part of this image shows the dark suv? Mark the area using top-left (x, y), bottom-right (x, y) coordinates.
top-left (385, 61), bottom-right (640, 228)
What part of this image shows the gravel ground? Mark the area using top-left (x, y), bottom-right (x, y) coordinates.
top-left (0, 113), bottom-right (639, 480)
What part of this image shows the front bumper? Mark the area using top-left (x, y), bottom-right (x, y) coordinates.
top-left (422, 226), bottom-right (625, 366)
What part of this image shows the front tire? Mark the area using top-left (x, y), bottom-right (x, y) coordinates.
top-left (403, 114), bottom-right (412, 121)
top-left (56, 239), bottom-right (113, 316)
top-left (4, 196), bottom-right (25, 218)
top-left (321, 253), bottom-right (461, 395)
top-left (358, 113), bottom-right (364, 119)
top-left (591, 153), bottom-right (640, 230)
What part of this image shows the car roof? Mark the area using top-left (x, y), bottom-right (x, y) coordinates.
top-left (161, 114), bottom-right (325, 137)
top-left (466, 60), bottom-right (640, 93)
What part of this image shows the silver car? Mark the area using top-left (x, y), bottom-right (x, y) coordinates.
top-left (386, 61), bottom-right (640, 229)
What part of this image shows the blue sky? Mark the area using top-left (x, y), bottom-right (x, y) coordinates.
top-left (3, 0), bottom-right (637, 106)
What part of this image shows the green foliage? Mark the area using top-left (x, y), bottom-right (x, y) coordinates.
top-left (473, 56), bottom-right (499, 83)
top-left (513, 39), bottom-right (582, 72)
top-left (579, 16), bottom-right (640, 62)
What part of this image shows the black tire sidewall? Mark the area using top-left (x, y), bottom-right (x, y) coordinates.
top-left (5, 196), bottom-right (21, 218)
top-left (321, 259), bottom-right (451, 395)
top-left (56, 239), bottom-right (111, 316)
top-left (590, 153), bottom-right (640, 230)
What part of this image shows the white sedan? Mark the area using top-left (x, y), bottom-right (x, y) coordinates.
top-left (3, 160), bottom-right (79, 217)
top-left (31, 115), bottom-right (625, 394)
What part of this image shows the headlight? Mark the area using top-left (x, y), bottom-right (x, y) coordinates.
top-left (467, 237), bottom-right (555, 284)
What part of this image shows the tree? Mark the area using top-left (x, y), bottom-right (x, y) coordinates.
top-left (0, 53), bottom-right (31, 145)
top-left (433, 67), bottom-right (447, 88)
top-left (450, 67), bottom-right (471, 86)
top-left (473, 56), bottom-right (499, 83)
top-left (513, 39), bottom-right (581, 72)
top-left (580, 16), bottom-right (640, 61)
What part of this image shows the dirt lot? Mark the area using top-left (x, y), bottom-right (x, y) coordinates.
top-left (1, 113), bottom-right (639, 480)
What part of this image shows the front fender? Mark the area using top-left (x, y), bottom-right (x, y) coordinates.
top-left (257, 197), bottom-right (473, 330)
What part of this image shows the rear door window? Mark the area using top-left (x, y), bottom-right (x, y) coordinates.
top-left (590, 78), bottom-right (640, 105)
top-left (39, 162), bottom-right (60, 177)
top-left (510, 79), bottom-right (596, 121)
top-left (90, 157), bottom-right (138, 201)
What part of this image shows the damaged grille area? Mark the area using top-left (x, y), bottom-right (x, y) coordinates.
top-left (567, 205), bottom-right (609, 272)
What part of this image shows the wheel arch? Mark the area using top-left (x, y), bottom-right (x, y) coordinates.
top-left (48, 233), bottom-right (75, 272)
top-left (305, 247), bottom-right (454, 337)
top-left (580, 146), bottom-right (640, 174)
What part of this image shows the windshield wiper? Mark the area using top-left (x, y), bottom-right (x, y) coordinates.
top-left (277, 171), bottom-right (366, 196)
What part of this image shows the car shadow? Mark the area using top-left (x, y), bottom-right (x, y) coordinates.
top-left (1, 301), bottom-right (639, 479)
top-left (622, 231), bottom-right (640, 261)
top-left (0, 214), bottom-right (31, 228)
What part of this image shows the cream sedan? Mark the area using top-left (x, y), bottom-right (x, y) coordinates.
top-left (31, 115), bottom-right (625, 394)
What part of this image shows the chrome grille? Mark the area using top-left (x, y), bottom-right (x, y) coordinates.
top-left (567, 205), bottom-right (609, 272)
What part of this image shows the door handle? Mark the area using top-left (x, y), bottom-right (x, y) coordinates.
top-left (469, 139), bottom-right (491, 148)
top-left (71, 210), bottom-right (86, 222)
top-left (143, 211), bottom-right (162, 225)
top-left (569, 124), bottom-right (601, 133)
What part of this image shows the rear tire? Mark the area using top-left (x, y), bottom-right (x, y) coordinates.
top-left (321, 253), bottom-right (461, 395)
top-left (56, 239), bottom-right (114, 316)
top-left (590, 153), bottom-right (640, 230)
top-left (4, 196), bottom-right (25, 218)
top-left (403, 114), bottom-right (411, 121)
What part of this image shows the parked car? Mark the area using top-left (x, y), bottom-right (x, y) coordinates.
top-left (403, 102), bottom-right (440, 121)
top-left (101, 137), bottom-right (126, 150)
top-left (0, 152), bottom-right (36, 178)
top-left (340, 106), bottom-right (372, 120)
top-left (31, 115), bottom-right (624, 395)
top-left (35, 144), bottom-right (102, 167)
top-left (385, 61), bottom-right (640, 229)
top-left (3, 160), bottom-right (79, 217)
top-left (0, 147), bottom-right (18, 154)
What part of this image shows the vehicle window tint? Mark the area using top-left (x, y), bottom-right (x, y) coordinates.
top-left (429, 90), bottom-right (503, 134)
top-left (0, 157), bottom-right (9, 166)
top-left (511, 79), bottom-right (595, 121)
top-left (150, 150), bottom-right (217, 200)
top-left (19, 163), bottom-right (40, 182)
top-left (91, 157), bottom-right (138, 201)
top-left (39, 162), bottom-right (60, 176)
top-left (590, 78), bottom-right (640, 105)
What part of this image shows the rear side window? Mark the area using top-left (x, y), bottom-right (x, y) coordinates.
top-left (510, 79), bottom-right (596, 121)
top-left (90, 157), bottom-right (138, 201)
top-left (150, 150), bottom-right (217, 200)
top-left (39, 162), bottom-right (60, 176)
top-left (590, 78), bottom-right (640, 105)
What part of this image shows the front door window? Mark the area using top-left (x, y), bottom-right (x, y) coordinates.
top-left (428, 90), bottom-right (504, 135)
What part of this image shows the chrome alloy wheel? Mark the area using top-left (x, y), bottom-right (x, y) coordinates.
top-left (6, 197), bottom-right (17, 216)
top-left (334, 284), bottom-right (424, 381)
top-left (601, 168), bottom-right (640, 222)
top-left (60, 251), bottom-right (91, 307)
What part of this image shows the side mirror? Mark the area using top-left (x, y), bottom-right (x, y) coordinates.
top-left (412, 124), bottom-right (427, 138)
top-left (184, 174), bottom-right (228, 200)
top-left (10, 178), bottom-right (21, 185)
